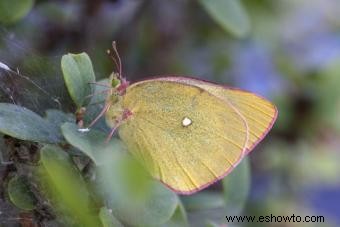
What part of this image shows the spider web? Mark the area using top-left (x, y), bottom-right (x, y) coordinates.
top-left (0, 28), bottom-right (72, 114)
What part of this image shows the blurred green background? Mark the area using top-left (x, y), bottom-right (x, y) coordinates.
top-left (0, 0), bottom-right (340, 226)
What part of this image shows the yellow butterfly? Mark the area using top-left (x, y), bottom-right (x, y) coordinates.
top-left (90, 43), bottom-right (277, 194)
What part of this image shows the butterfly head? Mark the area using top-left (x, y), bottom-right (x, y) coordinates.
top-left (108, 72), bottom-right (129, 97)
top-left (105, 73), bottom-right (131, 129)
top-left (111, 73), bottom-right (121, 88)
top-left (104, 42), bottom-right (132, 128)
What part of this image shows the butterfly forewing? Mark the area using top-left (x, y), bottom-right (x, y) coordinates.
top-left (117, 80), bottom-right (249, 194)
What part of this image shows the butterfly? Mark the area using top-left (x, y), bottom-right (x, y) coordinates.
top-left (88, 42), bottom-right (277, 194)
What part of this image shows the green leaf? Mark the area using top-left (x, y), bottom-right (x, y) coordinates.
top-left (45, 109), bottom-right (74, 127)
top-left (0, 0), bottom-right (34, 24)
top-left (0, 103), bottom-right (62, 143)
top-left (61, 53), bottom-right (96, 108)
top-left (45, 109), bottom-right (75, 138)
top-left (97, 150), bottom-right (178, 226)
top-left (161, 201), bottom-right (188, 227)
top-left (61, 122), bottom-right (178, 226)
top-left (198, 0), bottom-right (250, 38)
top-left (99, 207), bottom-right (124, 227)
top-left (186, 207), bottom-right (226, 227)
top-left (181, 192), bottom-right (225, 211)
top-left (222, 157), bottom-right (250, 216)
top-left (38, 145), bottom-right (102, 227)
top-left (61, 122), bottom-right (125, 164)
top-left (7, 176), bottom-right (36, 211)
top-left (84, 78), bottom-right (110, 132)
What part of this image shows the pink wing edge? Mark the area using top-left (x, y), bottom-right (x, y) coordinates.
top-left (129, 75), bottom-right (278, 195)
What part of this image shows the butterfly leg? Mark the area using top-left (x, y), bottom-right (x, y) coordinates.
top-left (88, 82), bottom-right (111, 88)
top-left (105, 123), bottom-right (120, 143)
top-left (84, 89), bottom-right (111, 100)
top-left (87, 102), bottom-right (111, 128)
top-left (105, 109), bottom-right (132, 143)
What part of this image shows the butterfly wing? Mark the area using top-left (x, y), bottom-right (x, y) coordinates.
top-left (217, 88), bottom-right (277, 153)
top-left (151, 77), bottom-right (278, 154)
top-left (116, 80), bottom-right (249, 194)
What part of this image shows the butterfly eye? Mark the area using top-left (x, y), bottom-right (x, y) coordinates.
top-left (182, 117), bottom-right (192, 127)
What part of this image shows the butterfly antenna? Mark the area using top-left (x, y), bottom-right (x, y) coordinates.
top-left (106, 49), bottom-right (120, 75)
top-left (112, 41), bottom-right (123, 80)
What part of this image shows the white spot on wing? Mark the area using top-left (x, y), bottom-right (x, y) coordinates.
top-left (182, 117), bottom-right (192, 127)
